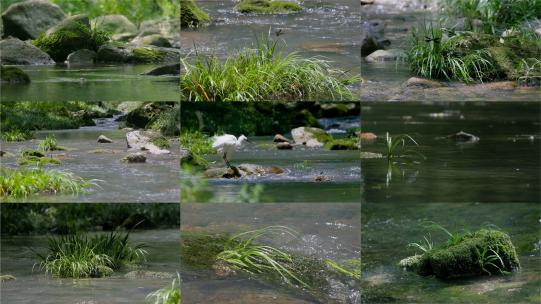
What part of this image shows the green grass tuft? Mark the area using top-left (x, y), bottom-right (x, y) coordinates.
top-left (1, 129), bottom-right (33, 142)
top-left (181, 36), bottom-right (359, 101)
top-left (146, 273), bottom-right (181, 304)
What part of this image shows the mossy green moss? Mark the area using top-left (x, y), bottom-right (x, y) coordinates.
top-left (310, 128), bottom-right (333, 143)
top-left (236, 0), bottom-right (302, 14)
top-left (180, 0), bottom-right (211, 28)
top-left (17, 156), bottom-right (61, 166)
top-left (180, 233), bottom-right (230, 269)
top-left (0, 66), bottom-right (30, 84)
top-left (130, 47), bottom-right (166, 63)
top-left (324, 138), bottom-right (359, 150)
top-left (150, 136), bottom-right (170, 149)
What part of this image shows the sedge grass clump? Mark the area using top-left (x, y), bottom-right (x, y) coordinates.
top-left (146, 273), bottom-right (181, 304)
top-left (216, 226), bottom-right (309, 288)
top-left (180, 131), bottom-right (214, 166)
top-left (1, 129), bottom-right (33, 142)
top-left (36, 232), bottom-right (147, 278)
top-left (37, 134), bottom-right (66, 152)
top-left (0, 167), bottom-right (93, 199)
top-left (181, 36), bottom-right (359, 101)
top-left (385, 132), bottom-right (424, 160)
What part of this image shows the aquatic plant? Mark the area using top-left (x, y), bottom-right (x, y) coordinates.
top-left (146, 273), bottom-right (181, 304)
top-left (407, 24), bottom-right (496, 82)
top-left (325, 259), bottom-right (361, 280)
top-left (237, 183), bottom-right (264, 203)
top-left (180, 164), bottom-right (212, 202)
top-left (36, 232), bottom-right (147, 278)
top-left (293, 160), bottom-right (310, 171)
top-left (181, 36), bottom-right (359, 101)
top-left (385, 132), bottom-right (423, 160)
top-left (37, 134), bottom-right (65, 152)
top-left (216, 226), bottom-right (309, 288)
top-left (235, 0), bottom-right (303, 14)
top-left (1, 129), bottom-right (33, 142)
top-left (475, 246), bottom-right (510, 275)
top-left (408, 235), bottom-right (434, 253)
top-left (517, 58), bottom-right (541, 86)
top-left (0, 167), bottom-right (94, 199)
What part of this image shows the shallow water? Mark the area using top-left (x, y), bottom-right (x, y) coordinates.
top-left (0, 64), bottom-right (179, 101)
top-left (360, 8), bottom-right (541, 101)
top-left (1, 229), bottom-right (180, 304)
top-left (361, 102), bottom-right (541, 203)
top-left (181, 0), bottom-right (361, 91)
top-left (1, 119), bottom-right (180, 203)
top-left (181, 203), bottom-right (361, 303)
top-left (362, 202), bottom-right (541, 303)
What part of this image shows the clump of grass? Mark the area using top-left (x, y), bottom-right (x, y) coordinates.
top-left (406, 24), bottom-right (496, 82)
top-left (180, 131), bottom-right (214, 166)
top-left (146, 273), bottom-right (181, 304)
top-left (385, 132), bottom-right (424, 160)
top-left (325, 259), bottom-right (361, 280)
top-left (517, 58), bottom-right (541, 86)
top-left (216, 226), bottom-right (309, 288)
top-left (37, 134), bottom-right (65, 152)
top-left (181, 36), bottom-right (359, 101)
top-left (1, 129), bottom-right (33, 142)
top-left (0, 167), bottom-right (94, 199)
top-left (36, 232), bottom-right (147, 278)
top-left (475, 245), bottom-right (510, 275)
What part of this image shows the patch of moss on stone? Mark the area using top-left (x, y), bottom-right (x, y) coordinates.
top-left (324, 138), bottom-right (359, 150)
top-left (17, 156), bottom-right (61, 166)
top-left (236, 0), bottom-right (302, 14)
top-left (21, 149), bottom-right (45, 158)
top-left (180, 0), bottom-right (211, 28)
top-left (310, 128), bottom-right (333, 143)
top-left (0, 66), bottom-right (30, 84)
top-left (150, 135), bottom-right (170, 149)
top-left (130, 47), bottom-right (166, 63)
top-left (180, 233), bottom-right (230, 269)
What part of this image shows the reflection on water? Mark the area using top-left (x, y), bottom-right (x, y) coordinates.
top-left (1, 127), bottom-right (180, 202)
top-left (0, 64), bottom-right (179, 101)
top-left (181, 203), bottom-right (361, 303)
top-left (361, 102), bottom-right (540, 203)
top-left (362, 202), bottom-right (540, 303)
top-left (0, 229), bottom-right (180, 304)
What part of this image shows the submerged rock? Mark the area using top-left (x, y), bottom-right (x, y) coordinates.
top-left (122, 152), bottom-right (146, 163)
top-left (204, 164), bottom-right (284, 178)
top-left (97, 134), bottom-right (113, 143)
top-left (274, 134), bottom-right (290, 143)
top-left (1, 0), bottom-right (65, 40)
top-left (291, 127), bottom-right (332, 148)
top-left (0, 65), bottom-right (30, 84)
top-left (359, 132), bottom-right (377, 141)
top-left (65, 49), bottom-right (96, 65)
top-left (0, 38), bottom-right (55, 65)
top-left (403, 77), bottom-right (443, 89)
top-left (126, 130), bottom-right (170, 154)
top-left (447, 131), bottom-right (480, 142)
top-left (400, 229), bottom-right (520, 279)
top-left (143, 63), bottom-right (180, 76)
top-left (276, 142), bottom-right (293, 150)
top-left (124, 270), bottom-right (174, 279)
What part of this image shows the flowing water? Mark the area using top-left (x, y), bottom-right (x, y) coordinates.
top-left (181, 0), bottom-right (361, 92)
top-left (0, 64), bottom-right (179, 101)
top-left (362, 202), bottom-right (540, 303)
top-left (181, 203), bottom-right (361, 303)
top-left (0, 229), bottom-right (180, 304)
top-left (361, 102), bottom-right (540, 203)
top-left (1, 118), bottom-right (180, 203)
top-left (360, 7), bottom-right (541, 101)
top-left (191, 116), bottom-right (361, 203)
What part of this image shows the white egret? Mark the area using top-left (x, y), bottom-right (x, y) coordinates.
top-left (212, 134), bottom-right (249, 168)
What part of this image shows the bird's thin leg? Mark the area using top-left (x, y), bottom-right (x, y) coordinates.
top-left (223, 153), bottom-right (230, 168)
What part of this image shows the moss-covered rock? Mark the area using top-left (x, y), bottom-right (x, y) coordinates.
top-left (235, 0), bottom-right (302, 14)
top-left (130, 47), bottom-right (166, 63)
top-left (1, 0), bottom-right (66, 40)
top-left (401, 229), bottom-right (520, 279)
top-left (180, 0), bottom-right (211, 28)
top-left (33, 14), bottom-right (109, 62)
top-left (150, 135), bottom-right (170, 149)
top-left (21, 149), bottom-right (45, 158)
top-left (17, 155), bottom-right (61, 166)
top-left (0, 66), bottom-right (30, 84)
top-left (324, 138), bottom-right (359, 150)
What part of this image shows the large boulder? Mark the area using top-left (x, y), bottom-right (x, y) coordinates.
top-left (142, 63), bottom-right (180, 76)
top-left (291, 127), bottom-right (332, 148)
top-left (0, 65), bottom-right (30, 84)
top-left (131, 34), bottom-right (172, 47)
top-left (0, 37), bottom-right (55, 65)
top-left (65, 49), bottom-right (96, 65)
top-left (139, 18), bottom-right (179, 37)
top-left (365, 49), bottom-right (406, 63)
top-left (204, 164), bottom-right (285, 179)
top-left (126, 130), bottom-right (170, 155)
top-left (96, 44), bottom-right (180, 63)
top-left (1, 0), bottom-right (65, 40)
top-left (361, 20), bottom-right (390, 56)
top-left (92, 14), bottom-right (137, 36)
top-left (32, 14), bottom-right (96, 62)
top-left (122, 152), bottom-right (147, 163)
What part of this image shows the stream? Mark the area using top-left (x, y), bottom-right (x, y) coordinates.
top-left (181, 203), bottom-right (361, 303)
top-left (1, 229), bottom-right (180, 304)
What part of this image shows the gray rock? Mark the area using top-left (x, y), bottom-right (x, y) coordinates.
top-left (447, 131), bottom-right (480, 142)
top-left (122, 152), bottom-right (146, 163)
top-left (1, 0), bottom-right (65, 40)
top-left (138, 19), bottom-right (178, 37)
top-left (66, 49), bottom-right (96, 65)
top-left (92, 14), bottom-right (137, 36)
top-left (143, 63), bottom-right (180, 76)
top-left (96, 43), bottom-right (130, 63)
top-left (204, 164), bottom-right (285, 179)
top-left (361, 20), bottom-right (390, 56)
top-left (403, 77), bottom-right (443, 89)
top-left (124, 270), bottom-right (173, 279)
top-left (96, 44), bottom-right (180, 63)
top-left (0, 38), bottom-right (55, 65)
top-left (97, 134), bottom-right (113, 143)
top-left (126, 130), bottom-right (170, 155)
top-left (291, 127), bottom-right (331, 148)
top-left (273, 134), bottom-right (290, 143)
top-left (131, 34), bottom-right (172, 47)
top-left (276, 142), bottom-right (293, 150)
top-left (1, 65), bottom-right (30, 84)
top-left (36, 14), bottom-right (92, 62)
top-left (365, 49), bottom-right (405, 63)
